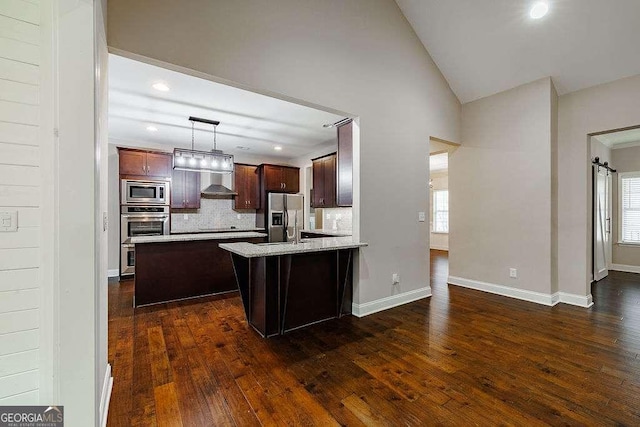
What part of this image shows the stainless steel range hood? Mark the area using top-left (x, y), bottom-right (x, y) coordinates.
top-left (201, 172), bottom-right (237, 197)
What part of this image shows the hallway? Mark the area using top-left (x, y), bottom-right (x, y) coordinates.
top-left (107, 251), bottom-right (640, 425)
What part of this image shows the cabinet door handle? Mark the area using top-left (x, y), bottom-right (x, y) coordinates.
top-left (143, 166), bottom-right (146, 173)
top-left (147, 166), bottom-right (150, 173)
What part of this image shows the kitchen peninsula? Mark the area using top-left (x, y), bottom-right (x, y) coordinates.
top-left (219, 237), bottom-right (367, 337)
top-left (131, 231), bottom-right (267, 306)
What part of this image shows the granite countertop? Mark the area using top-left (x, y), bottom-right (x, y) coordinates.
top-left (301, 229), bottom-right (353, 237)
top-left (219, 236), bottom-right (367, 258)
top-left (131, 231), bottom-right (267, 244)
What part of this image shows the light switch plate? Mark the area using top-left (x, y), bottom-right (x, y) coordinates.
top-left (0, 211), bottom-right (18, 232)
top-left (418, 212), bottom-right (426, 222)
top-left (509, 268), bottom-right (517, 279)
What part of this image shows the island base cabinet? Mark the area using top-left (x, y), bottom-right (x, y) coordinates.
top-left (230, 249), bottom-right (353, 337)
top-left (134, 237), bottom-right (265, 307)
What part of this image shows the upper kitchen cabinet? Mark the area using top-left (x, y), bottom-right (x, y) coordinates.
top-left (336, 121), bottom-right (353, 206)
top-left (233, 164), bottom-right (259, 210)
top-left (312, 153), bottom-right (336, 208)
top-left (171, 169), bottom-right (201, 209)
top-left (118, 148), bottom-right (172, 180)
top-left (261, 165), bottom-right (300, 193)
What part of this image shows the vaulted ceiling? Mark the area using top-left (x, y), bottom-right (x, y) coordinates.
top-left (396, 0), bottom-right (640, 103)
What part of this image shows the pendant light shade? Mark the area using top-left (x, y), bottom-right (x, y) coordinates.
top-left (173, 117), bottom-right (234, 174)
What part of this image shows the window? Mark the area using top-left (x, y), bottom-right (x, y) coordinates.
top-left (620, 172), bottom-right (640, 244)
top-left (432, 190), bottom-right (449, 233)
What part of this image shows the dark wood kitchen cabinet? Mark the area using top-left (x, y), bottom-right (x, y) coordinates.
top-left (336, 121), bottom-right (353, 206)
top-left (118, 148), bottom-right (172, 180)
top-left (312, 153), bottom-right (336, 208)
top-left (261, 165), bottom-right (300, 193)
top-left (233, 163), bottom-right (259, 210)
top-left (171, 169), bottom-right (200, 209)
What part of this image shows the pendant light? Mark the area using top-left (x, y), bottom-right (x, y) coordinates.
top-left (173, 116), bottom-right (234, 174)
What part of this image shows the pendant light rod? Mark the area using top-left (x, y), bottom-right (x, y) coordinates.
top-left (191, 121), bottom-right (195, 151)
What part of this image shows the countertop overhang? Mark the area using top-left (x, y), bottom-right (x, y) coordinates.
top-left (300, 229), bottom-right (352, 237)
top-left (219, 236), bottom-right (367, 258)
top-left (131, 231), bottom-right (268, 244)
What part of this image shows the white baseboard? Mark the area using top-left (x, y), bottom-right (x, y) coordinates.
top-left (100, 363), bottom-right (113, 427)
top-left (554, 292), bottom-right (593, 308)
top-left (429, 245), bottom-right (449, 251)
top-left (107, 269), bottom-right (119, 278)
top-left (352, 287), bottom-right (431, 317)
top-left (448, 276), bottom-right (594, 308)
top-left (448, 276), bottom-right (557, 306)
top-left (610, 264), bottom-right (640, 274)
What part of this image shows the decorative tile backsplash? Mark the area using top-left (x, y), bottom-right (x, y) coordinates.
top-left (314, 207), bottom-right (352, 231)
top-left (171, 198), bottom-right (257, 233)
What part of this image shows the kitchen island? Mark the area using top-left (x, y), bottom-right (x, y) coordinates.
top-left (219, 237), bottom-right (367, 337)
top-left (131, 231), bottom-right (267, 306)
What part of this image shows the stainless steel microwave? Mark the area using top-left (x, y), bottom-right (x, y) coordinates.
top-left (121, 179), bottom-right (169, 205)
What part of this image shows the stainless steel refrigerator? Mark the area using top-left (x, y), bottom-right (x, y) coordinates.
top-left (267, 193), bottom-right (304, 243)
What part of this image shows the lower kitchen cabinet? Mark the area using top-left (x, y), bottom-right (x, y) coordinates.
top-left (134, 236), bottom-right (267, 306)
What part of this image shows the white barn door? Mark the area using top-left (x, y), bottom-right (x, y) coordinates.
top-left (593, 166), bottom-right (612, 282)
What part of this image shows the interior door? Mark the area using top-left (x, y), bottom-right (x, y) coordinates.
top-left (593, 166), bottom-right (611, 281)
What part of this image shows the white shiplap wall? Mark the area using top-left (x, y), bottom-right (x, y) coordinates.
top-left (0, 0), bottom-right (42, 404)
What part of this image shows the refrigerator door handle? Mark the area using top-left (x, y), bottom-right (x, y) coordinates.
top-left (283, 197), bottom-right (288, 241)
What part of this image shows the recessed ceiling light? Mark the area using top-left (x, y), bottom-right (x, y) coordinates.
top-left (274, 146), bottom-right (283, 151)
top-left (236, 146), bottom-right (251, 151)
top-left (152, 82), bottom-right (170, 92)
top-left (146, 126), bottom-right (158, 132)
top-left (529, 2), bottom-right (549, 19)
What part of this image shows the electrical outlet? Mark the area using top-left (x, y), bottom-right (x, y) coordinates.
top-left (392, 273), bottom-right (400, 284)
top-left (0, 211), bottom-right (18, 232)
top-left (183, 214), bottom-right (189, 220)
top-left (237, 214), bottom-right (242, 220)
top-left (418, 212), bottom-right (426, 222)
top-left (509, 268), bottom-right (517, 279)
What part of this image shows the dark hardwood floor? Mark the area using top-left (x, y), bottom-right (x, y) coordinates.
top-left (107, 251), bottom-right (640, 426)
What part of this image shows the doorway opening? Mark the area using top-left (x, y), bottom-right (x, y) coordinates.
top-left (589, 125), bottom-right (640, 288)
top-left (428, 136), bottom-right (459, 294)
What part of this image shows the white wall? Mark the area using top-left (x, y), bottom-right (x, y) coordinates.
top-left (558, 74), bottom-right (640, 296)
top-left (429, 171), bottom-right (448, 250)
top-left (611, 144), bottom-right (640, 268)
top-left (108, 0), bottom-right (462, 307)
top-left (107, 145), bottom-right (120, 275)
top-left (0, 0), bottom-right (43, 404)
top-left (450, 78), bottom-right (554, 295)
top-left (0, 0), bottom-right (105, 423)
top-left (57, 0), bottom-right (104, 424)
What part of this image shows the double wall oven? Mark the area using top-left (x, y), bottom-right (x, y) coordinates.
top-left (120, 179), bottom-right (170, 276)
